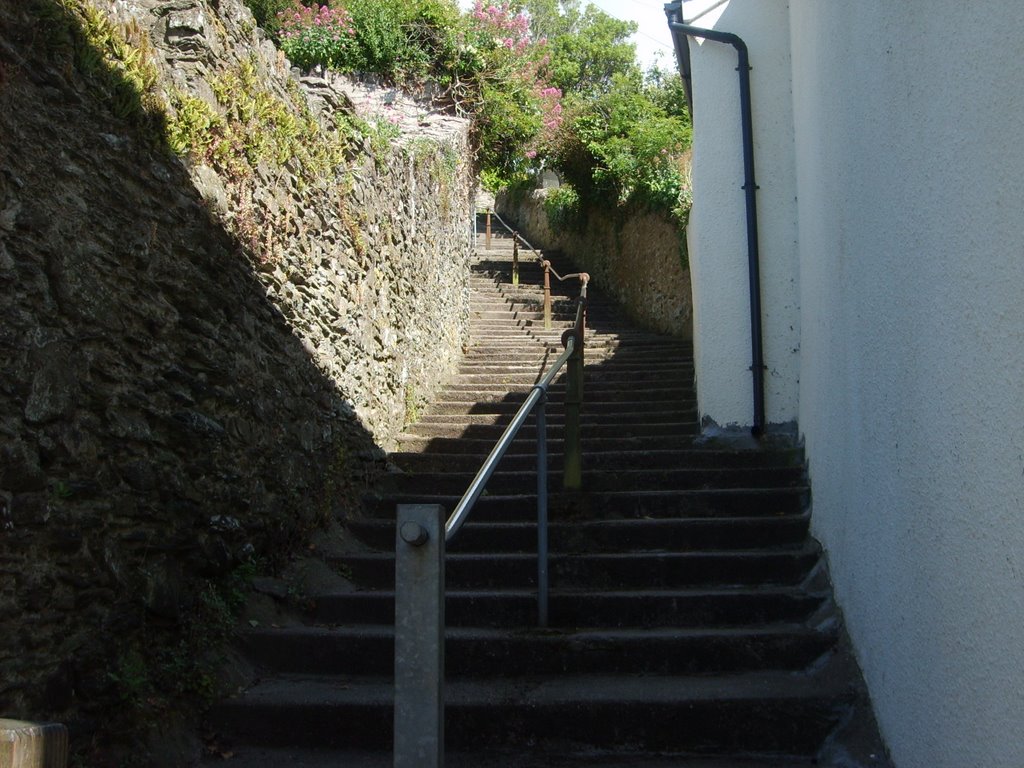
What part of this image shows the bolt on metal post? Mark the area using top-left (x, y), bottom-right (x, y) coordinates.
top-left (394, 504), bottom-right (445, 768)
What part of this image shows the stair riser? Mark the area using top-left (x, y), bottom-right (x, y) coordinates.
top-left (347, 516), bottom-right (810, 553)
top-left (363, 489), bottom-right (809, 519)
top-left (336, 552), bottom-right (819, 590)
top-left (209, 698), bottom-right (843, 754)
top-left (462, 346), bottom-right (692, 359)
top-left (454, 370), bottom-right (696, 385)
top-left (413, 410), bottom-right (699, 426)
top-left (404, 423), bottom-right (700, 439)
top-left (314, 591), bottom-right (828, 628)
top-left (389, 450), bottom-right (802, 472)
top-left (425, 401), bottom-right (697, 416)
top-left (394, 434), bottom-right (705, 453)
top-left (434, 387), bottom-right (693, 403)
top-left (454, 365), bottom-right (695, 377)
top-left (241, 631), bottom-right (837, 677)
top-left (376, 468), bottom-right (804, 496)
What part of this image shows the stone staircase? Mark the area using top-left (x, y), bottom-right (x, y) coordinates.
top-left (206, 226), bottom-right (889, 766)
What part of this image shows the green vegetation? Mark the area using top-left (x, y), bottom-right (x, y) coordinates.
top-left (36, 0), bottom-right (167, 144)
top-left (244, 0), bottom-right (562, 181)
top-left (106, 561), bottom-right (258, 739)
top-left (243, 0), bottom-right (691, 224)
top-left (179, 56), bottom-right (351, 183)
top-left (522, 0), bottom-right (692, 224)
top-left (542, 184), bottom-right (583, 231)
top-left (278, 3), bottom-right (358, 71)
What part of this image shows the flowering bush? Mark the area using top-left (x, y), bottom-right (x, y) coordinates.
top-left (470, 1), bottom-right (530, 54)
top-left (462, 2), bottom-right (563, 182)
top-left (277, 2), bottom-right (357, 72)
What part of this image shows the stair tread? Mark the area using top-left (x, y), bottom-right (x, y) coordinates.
top-left (201, 747), bottom-right (822, 767)
top-left (368, 487), bottom-right (809, 501)
top-left (223, 664), bottom-right (850, 707)
top-left (322, 585), bottom-right (826, 599)
top-left (350, 512), bottom-right (811, 527)
top-left (338, 545), bottom-right (819, 561)
top-left (207, 240), bottom-right (887, 764)
top-left (247, 624), bottom-right (830, 640)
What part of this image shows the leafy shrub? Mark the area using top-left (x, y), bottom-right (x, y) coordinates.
top-left (167, 57), bottom-right (351, 184)
top-left (548, 69), bottom-right (691, 219)
top-left (543, 185), bottom-right (583, 231)
top-left (343, 0), bottom-right (406, 73)
top-left (277, 2), bottom-right (357, 71)
top-left (244, 0), bottom-right (294, 35)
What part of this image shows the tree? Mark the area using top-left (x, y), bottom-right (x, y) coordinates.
top-left (520, 1), bottom-right (637, 95)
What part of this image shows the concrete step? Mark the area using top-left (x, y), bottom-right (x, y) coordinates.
top-left (376, 466), bottom-right (803, 496)
top-left (392, 433), bottom-right (706, 455)
top-left (422, 400), bottom-right (698, 416)
top-left (448, 370), bottom-right (694, 386)
top-left (460, 348), bottom-right (692, 363)
top-left (313, 585), bottom-right (829, 628)
top-left (208, 664), bottom-right (850, 753)
top-left (411, 408), bottom-right (698, 427)
top-left (388, 447), bottom-right (801, 472)
top-left (432, 386), bottom-right (694, 403)
top-left (401, 421), bottom-right (700, 440)
top-left (334, 545), bottom-right (821, 590)
top-left (362, 487), bottom-right (808, 519)
top-left (239, 624), bottom-right (838, 677)
top-left (200, 746), bottom-right (831, 767)
top-left (206, 239), bottom-right (888, 768)
top-left (454, 361), bottom-right (695, 373)
top-left (346, 513), bottom-right (811, 554)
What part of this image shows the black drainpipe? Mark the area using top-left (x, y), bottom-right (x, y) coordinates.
top-left (664, 1), bottom-right (766, 437)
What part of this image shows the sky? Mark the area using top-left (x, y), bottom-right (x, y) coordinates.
top-left (456, 0), bottom-right (679, 72)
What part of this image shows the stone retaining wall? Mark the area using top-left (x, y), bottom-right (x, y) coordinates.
top-left (496, 188), bottom-right (692, 339)
top-left (0, 0), bottom-right (471, 737)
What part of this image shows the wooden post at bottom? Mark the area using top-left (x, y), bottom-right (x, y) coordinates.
top-left (1, 719), bottom-right (69, 768)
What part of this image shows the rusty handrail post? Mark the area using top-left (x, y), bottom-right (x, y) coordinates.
top-left (562, 282), bottom-right (587, 490)
top-left (485, 209), bottom-right (492, 249)
top-left (542, 260), bottom-right (552, 330)
top-left (512, 233), bottom-right (520, 286)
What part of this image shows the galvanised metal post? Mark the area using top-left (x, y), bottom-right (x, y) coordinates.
top-left (562, 314), bottom-right (584, 491)
top-left (512, 233), bottom-right (520, 286)
top-left (394, 504), bottom-right (445, 768)
top-left (535, 390), bottom-right (549, 627)
top-left (485, 209), bottom-right (492, 249)
top-left (542, 261), bottom-right (552, 330)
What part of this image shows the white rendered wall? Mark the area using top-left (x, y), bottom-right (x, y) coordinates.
top-left (789, 2), bottom-right (1024, 766)
top-left (683, 0), bottom-right (800, 428)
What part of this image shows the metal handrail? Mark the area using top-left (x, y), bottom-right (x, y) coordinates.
top-left (480, 208), bottom-right (589, 329)
top-left (488, 209), bottom-right (585, 283)
top-left (393, 235), bottom-right (588, 768)
top-left (446, 285), bottom-right (587, 628)
top-left (445, 338), bottom-right (575, 542)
